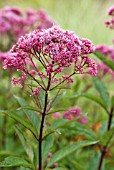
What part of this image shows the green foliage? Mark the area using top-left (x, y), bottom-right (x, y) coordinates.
top-left (111, 96), bottom-right (114, 109)
top-left (88, 151), bottom-right (105, 170)
top-left (48, 108), bottom-right (66, 114)
top-left (92, 77), bottom-right (110, 108)
top-left (18, 105), bottom-right (42, 114)
top-left (47, 140), bottom-right (98, 167)
top-left (68, 93), bottom-right (107, 112)
top-left (100, 127), bottom-right (114, 146)
top-left (51, 91), bottom-right (66, 107)
top-left (15, 125), bottom-right (34, 162)
top-left (33, 145), bottom-right (38, 168)
top-left (0, 156), bottom-right (34, 169)
top-left (94, 51), bottom-right (114, 71)
top-left (0, 110), bottom-right (37, 136)
top-left (49, 168), bottom-right (67, 170)
top-left (66, 122), bottom-right (97, 140)
top-left (39, 90), bottom-right (45, 108)
top-left (14, 96), bottom-right (39, 131)
top-left (1, 1), bottom-right (114, 170)
top-left (42, 135), bottom-right (54, 163)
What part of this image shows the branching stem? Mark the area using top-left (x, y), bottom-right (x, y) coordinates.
top-left (98, 108), bottom-right (113, 170)
top-left (38, 74), bottom-right (51, 170)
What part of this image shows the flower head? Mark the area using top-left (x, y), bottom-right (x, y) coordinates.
top-left (0, 7), bottom-right (54, 52)
top-left (108, 6), bottom-right (114, 16)
top-left (4, 25), bottom-right (97, 91)
top-left (63, 107), bottom-right (88, 124)
top-left (96, 45), bottom-right (114, 78)
top-left (105, 6), bottom-right (114, 29)
top-left (0, 7), bottom-right (25, 37)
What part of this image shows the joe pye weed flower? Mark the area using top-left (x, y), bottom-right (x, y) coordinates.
top-left (3, 25), bottom-right (97, 170)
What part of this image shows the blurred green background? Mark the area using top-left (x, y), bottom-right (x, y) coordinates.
top-left (0, 0), bottom-right (114, 45)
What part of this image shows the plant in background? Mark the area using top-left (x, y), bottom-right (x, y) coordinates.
top-left (53, 107), bottom-right (88, 125)
top-left (96, 45), bottom-right (114, 79)
top-left (86, 5), bottom-right (114, 170)
top-left (0, 6), bottom-right (54, 52)
top-left (1, 25), bottom-right (98, 170)
top-left (0, 6), bottom-right (54, 155)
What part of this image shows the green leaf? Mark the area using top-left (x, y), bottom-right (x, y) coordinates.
top-left (14, 96), bottom-right (39, 131)
top-left (1, 110), bottom-right (37, 136)
top-left (68, 93), bottom-right (107, 112)
top-left (25, 83), bottom-right (38, 88)
top-left (48, 108), bottom-right (66, 114)
top-left (0, 151), bottom-right (17, 161)
top-left (0, 156), bottom-right (34, 169)
top-left (51, 92), bottom-right (66, 107)
top-left (92, 77), bottom-right (110, 108)
top-left (33, 145), bottom-right (38, 168)
top-left (39, 90), bottom-right (45, 107)
top-left (0, 151), bottom-right (15, 157)
top-left (94, 51), bottom-right (114, 71)
top-left (17, 106), bottom-right (42, 114)
top-left (53, 86), bottom-right (71, 90)
top-left (88, 151), bottom-right (100, 170)
top-left (100, 127), bottom-right (114, 146)
top-left (73, 80), bottom-right (81, 92)
top-left (51, 168), bottom-right (67, 170)
top-left (47, 140), bottom-right (98, 167)
top-left (42, 135), bottom-right (54, 163)
top-left (15, 126), bottom-right (33, 162)
top-left (43, 128), bottom-right (55, 139)
top-left (70, 160), bottom-right (87, 170)
top-left (111, 96), bottom-right (114, 109)
top-left (51, 119), bottom-right (67, 129)
top-left (88, 151), bottom-right (105, 170)
top-left (68, 122), bottom-right (97, 140)
top-left (46, 168), bottom-right (67, 170)
top-left (20, 167), bottom-right (31, 170)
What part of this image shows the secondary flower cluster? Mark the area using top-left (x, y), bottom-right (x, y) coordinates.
top-left (63, 107), bottom-right (87, 124)
top-left (96, 45), bottom-right (114, 78)
top-left (4, 25), bottom-right (97, 91)
top-left (95, 6), bottom-right (114, 78)
top-left (105, 6), bottom-right (114, 29)
top-left (53, 107), bottom-right (87, 124)
top-left (0, 6), bottom-right (54, 52)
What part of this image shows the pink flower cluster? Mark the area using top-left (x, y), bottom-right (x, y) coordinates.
top-left (63, 107), bottom-right (88, 124)
top-left (0, 6), bottom-right (54, 52)
top-left (0, 7), bottom-right (24, 36)
top-left (105, 6), bottom-right (114, 29)
top-left (96, 45), bottom-right (114, 78)
top-left (0, 6), bottom-right (54, 36)
top-left (3, 25), bottom-right (97, 91)
top-left (53, 107), bottom-right (87, 124)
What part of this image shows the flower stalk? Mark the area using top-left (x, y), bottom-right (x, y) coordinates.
top-left (98, 108), bottom-right (114, 170)
top-left (38, 74), bottom-right (51, 170)
top-left (3, 25), bottom-right (97, 169)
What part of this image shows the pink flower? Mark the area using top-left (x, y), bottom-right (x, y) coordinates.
top-left (26, 9), bottom-right (54, 30)
top-left (63, 107), bottom-right (88, 124)
top-left (108, 6), bottom-right (114, 16)
top-left (0, 7), bottom-right (54, 52)
top-left (30, 86), bottom-right (41, 96)
top-left (105, 6), bottom-right (114, 29)
top-left (96, 45), bottom-right (114, 78)
top-left (53, 112), bottom-right (62, 119)
top-left (4, 25), bottom-right (97, 91)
